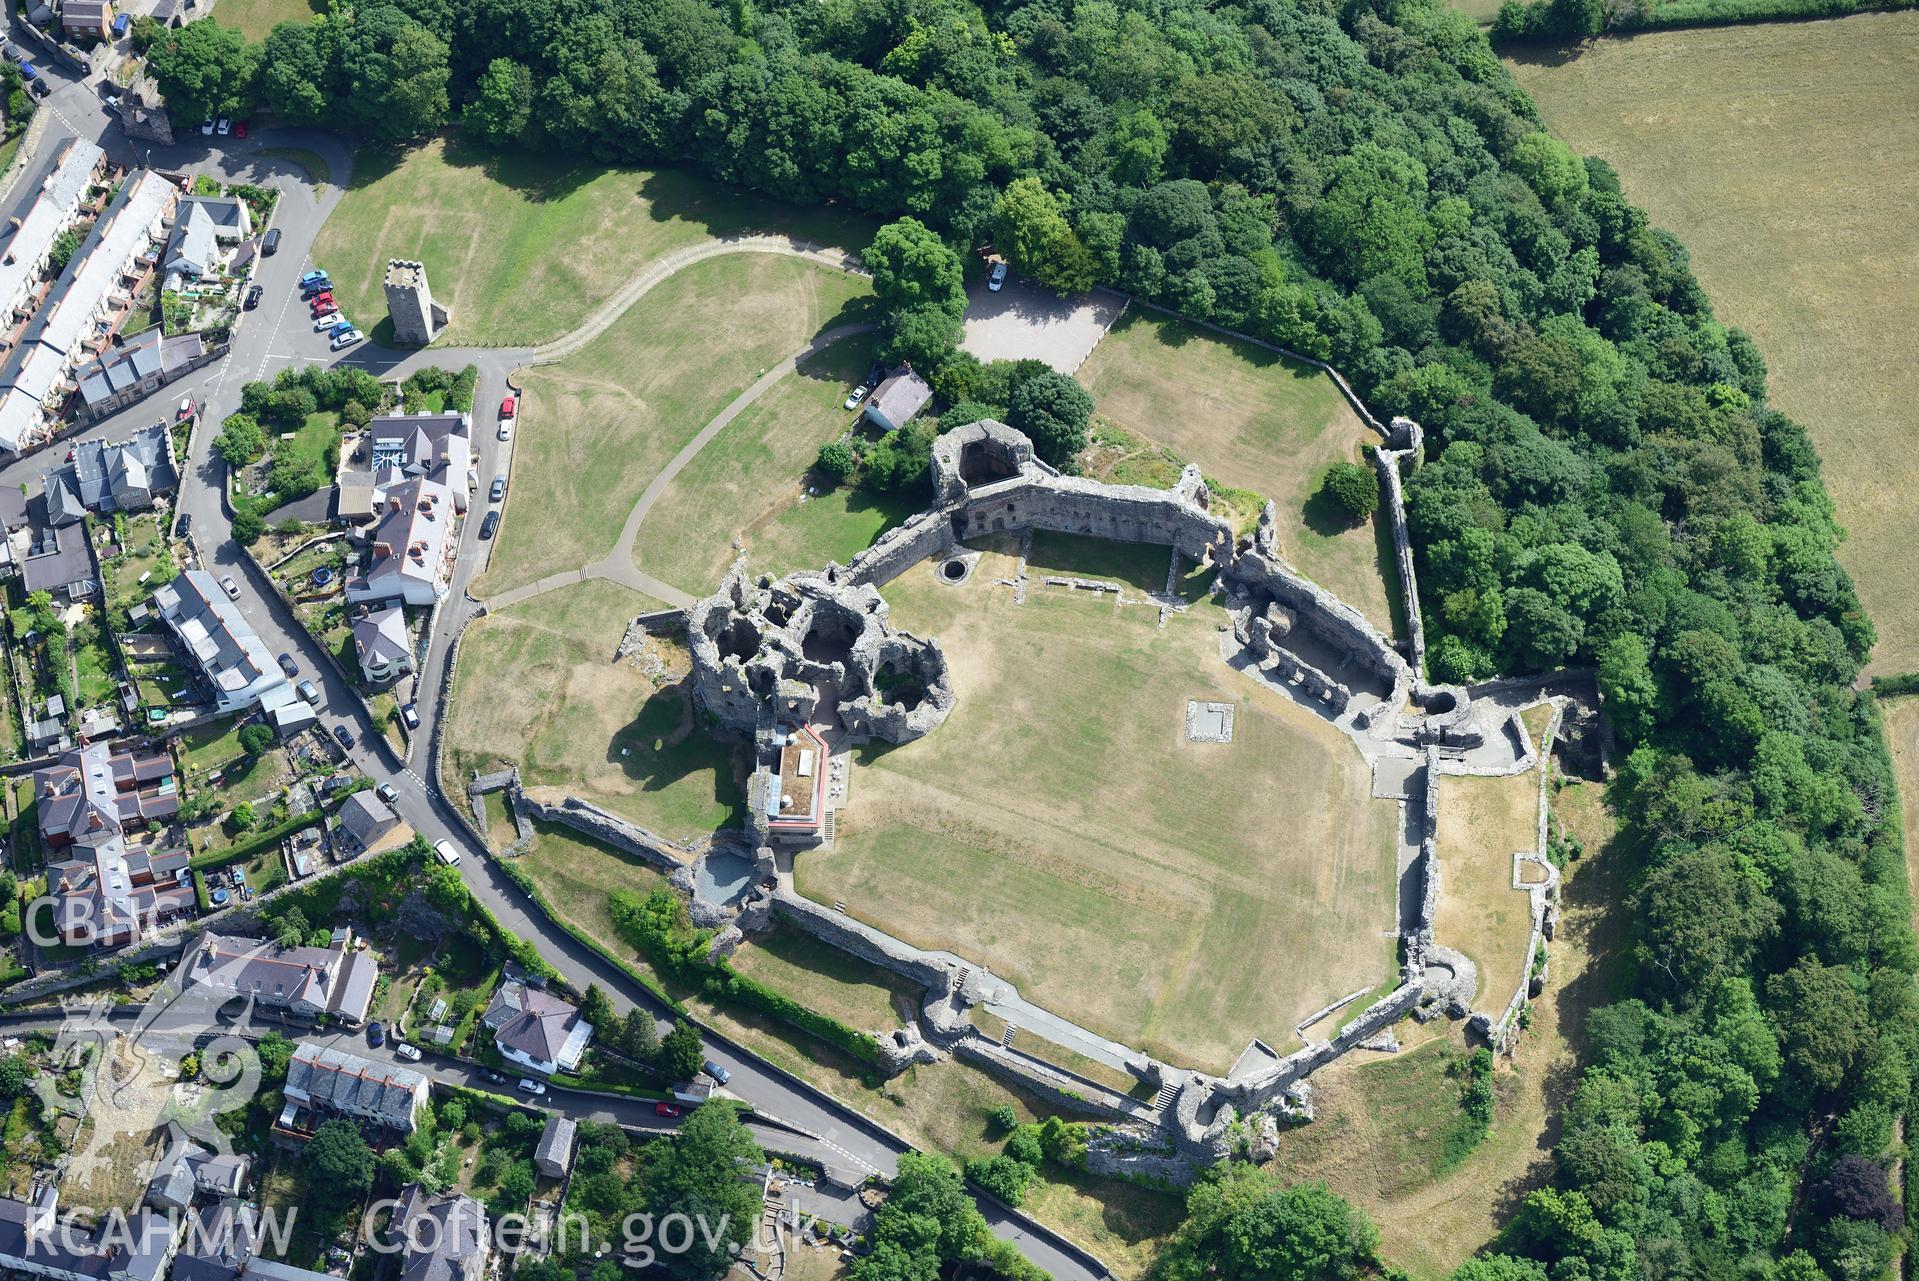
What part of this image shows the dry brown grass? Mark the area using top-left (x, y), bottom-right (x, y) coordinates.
top-left (443, 579), bottom-right (745, 842)
top-left (1265, 774), bottom-right (1631, 1277)
top-left (1509, 13), bottom-right (1919, 674)
top-left (1882, 698), bottom-right (1919, 936)
top-left (797, 552), bottom-right (1401, 1075)
top-left (479, 254), bottom-right (872, 597)
top-left (1433, 772), bottom-right (1539, 1011)
top-left (726, 925), bottom-right (919, 1034)
top-left (1076, 309), bottom-right (1400, 636)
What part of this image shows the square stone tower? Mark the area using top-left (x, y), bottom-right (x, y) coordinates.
top-left (383, 259), bottom-right (449, 345)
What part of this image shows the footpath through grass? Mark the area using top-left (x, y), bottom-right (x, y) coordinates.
top-left (478, 252), bottom-right (870, 597)
top-left (313, 135), bottom-right (877, 348)
top-left (1509, 12), bottom-right (1919, 673)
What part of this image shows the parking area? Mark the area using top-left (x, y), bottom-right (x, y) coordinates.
top-left (959, 273), bottom-right (1127, 374)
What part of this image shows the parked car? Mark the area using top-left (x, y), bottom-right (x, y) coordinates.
top-left (483, 1070), bottom-right (506, 1084)
top-left (299, 269), bottom-right (329, 287)
top-left (330, 329), bottom-right (363, 350)
top-left (433, 839), bottom-right (461, 867)
top-left (175, 513), bottom-right (191, 538)
top-left (401, 702), bottom-right (419, 730)
top-left (478, 511), bottom-right (500, 540)
top-left (218, 574), bottom-right (240, 599)
top-left (263, 228), bottom-right (282, 256)
top-left (276, 653), bottom-right (297, 677)
top-left (308, 291), bottom-right (334, 309)
top-left (329, 319), bottom-right (355, 337)
top-left (517, 1079), bottom-right (547, 1096)
top-left (497, 419), bottom-right (512, 442)
top-left (499, 395), bottom-right (516, 419)
top-left (375, 782), bottom-right (400, 805)
top-left (199, 119), bottom-right (213, 135)
top-left (177, 397), bottom-right (196, 421)
top-left (333, 724), bottom-right (354, 749)
top-left (654, 1102), bottom-right (682, 1118)
top-left (988, 260), bottom-right (1008, 291)
top-left (217, 118), bottom-right (231, 136)
top-left (393, 1043), bottom-right (422, 1062)
top-left (2, 43), bottom-right (20, 61)
top-left (843, 382), bottom-right (870, 411)
top-left (18, 62), bottom-right (37, 81)
top-left (296, 679), bottom-right (319, 703)
top-left (702, 1059), bottom-right (730, 1086)
top-left (312, 313), bottom-right (341, 332)
top-left (301, 280), bottom-right (330, 299)
top-left (366, 1022), bottom-right (385, 1047)
top-left (489, 473), bottom-right (507, 502)
top-left (234, 121), bottom-right (249, 139)
top-left (28, 80), bottom-right (46, 99)
top-left (244, 283), bottom-right (262, 309)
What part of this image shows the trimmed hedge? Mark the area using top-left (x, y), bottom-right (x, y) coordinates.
top-left (1871, 672), bottom-right (1919, 698)
top-left (609, 888), bottom-right (881, 1067)
top-left (189, 810), bottom-right (325, 871)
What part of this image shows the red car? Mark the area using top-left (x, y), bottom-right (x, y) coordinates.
top-left (499, 395), bottom-right (516, 419)
top-left (654, 1101), bottom-right (682, 1118)
top-left (234, 121), bottom-right (249, 139)
top-left (308, 295), bottom-right (335, 314)
top-left (175, 397), bottom-right (195, 421)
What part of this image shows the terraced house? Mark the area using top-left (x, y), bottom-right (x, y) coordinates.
top-left (37, 741), bottom-right (188, 948)
top-left (279, 1043), bottom-right (430, 1139)
top-left (173, 928), bottom-right (380, 1025)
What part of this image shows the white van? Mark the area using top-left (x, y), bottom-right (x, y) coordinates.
top-left (433, 839), bottom-right (462, 867)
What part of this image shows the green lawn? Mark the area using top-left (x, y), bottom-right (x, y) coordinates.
top-left (1076, 309), bottom-right (1401, 637)
top-left (312, 135), bottom-right (878, 348)
top-left (215, 0), bottom-right (325, 39)
top-left (478, 252), bottom-right (871, 597)
top-left (445, 580), bottom-right (744, 842)
top-left (630, 335), bottom-right (892, 596)
top-left (74, 629), bottom-right (115, 706)
top-left (178, 720), bottom-right (247, 774)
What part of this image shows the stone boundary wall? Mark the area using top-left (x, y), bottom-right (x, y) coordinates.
top-left (1374, 427), bottom-right (1425, 672)
top-left (427, 597), bottom-right (484, 797)
top-left (769, 890), bottom-right (954, 994)
top-left (954, 1039), bottom-right (1145, 1123)
top-left (845, 510), bottom-right (957, 588)
top-left (515, 793), bottom-right (693, 874)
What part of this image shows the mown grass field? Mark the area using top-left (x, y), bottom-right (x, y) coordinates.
top-left (477, 253), bottom-right (870, 597)
top-left (1884, 698), bottom-right (1919, 936)
top-left (312, 137), bottom-right (876, 348)
top-left (1267, 775), bottom-right (1631, 1275)
top-left (1509, 12), bottom-right (1919, 674)
top-left (796, 548), bottom-right (1401, 1074)
top-left (215, 0), bottom-right (323, 40)
top-left (630, 334), bottom-right (908, 597)
top-left (443, 579), bottom-right (744, 842)
top-left (1432, 770), bottom-right (1540, 1012)
top-left (1075, 309), bottom-right (1401, 637)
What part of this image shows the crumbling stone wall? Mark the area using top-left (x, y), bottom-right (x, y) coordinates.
top-left (686, 559), bottom-right (955, 745)
top-left (514, 793), bottom-right (693, 874)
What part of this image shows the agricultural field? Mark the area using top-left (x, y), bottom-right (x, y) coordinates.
top-left (312, 137), bottom-right (876, 348)
top-left (1431, 770), bottom-right (1540, 1011)
top-left (796, 543), bottom-right (1401, 1074)
top-left (631, 335), bottom-right (912, 597)
top-left (477, 253), bottom-right (871, 597)
top-left (1509, 12), bottom-right (1919, 674)
top-left (1076, 309), bottom-right (1401, 637)
top-left (442, 580), bottom-right (743, 842)
top-left (1266, 776), bottom-right (1631, 1275)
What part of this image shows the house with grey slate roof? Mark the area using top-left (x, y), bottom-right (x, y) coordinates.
top-left (862, 365), bottom-right (932, 432)
top-left (533, 1115), bottom-right (575, 1178)
top-left (280, 1043), bottom-right (429, 1137)
top-left (174, 929), bottom-right (379, 1025)
top-left (42, 423), bottom-right (179, 524)
top-left (76, 328), bottom-right (206, 421)
top-left (481, 978), bottom-right (592, 1076)
top-left (0, 1185), bottom-right (177, 1281)
top-left (350, 603), bottom-right (413, 684)
top-left (391, 1186), bottom-right (487, 1281)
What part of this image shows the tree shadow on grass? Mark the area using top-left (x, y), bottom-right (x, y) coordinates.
top-left (606, 682), bottom-right (747, 828)
top-left (1301, 484), bottom-right (1368, 540)
top-left (634, 169), bottom-right (876, 256)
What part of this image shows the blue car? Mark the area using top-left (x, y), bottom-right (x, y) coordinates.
top-left (329, 319), bottom-right (354, 337)
top-left (299, 270), bottom-right (330, 289)
top-left (18, 62), bottom-right (36, 81)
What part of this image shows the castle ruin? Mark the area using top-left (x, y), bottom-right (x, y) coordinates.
top-left (383, 259), bottom-right (449, 345)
